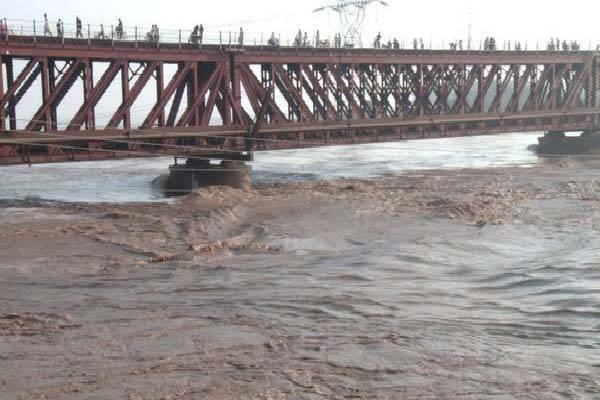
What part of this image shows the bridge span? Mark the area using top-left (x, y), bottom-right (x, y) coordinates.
top-left (1, 34), bottom-right (600, 165)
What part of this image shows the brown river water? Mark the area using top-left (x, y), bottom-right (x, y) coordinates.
top-left (0, 135), bottom-right (599, 399)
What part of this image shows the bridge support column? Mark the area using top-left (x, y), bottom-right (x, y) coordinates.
top-left (537, 130), bottom-right (600, 155)
top-left (4, 57), bottom-right (16, 131)
top-left (0, 55), bottom-right (4, 131)
top-left (164, 158), bottom-right (252, 196)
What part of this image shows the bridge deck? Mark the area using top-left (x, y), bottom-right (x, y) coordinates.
top-left (2, 35), bottom-right (596, 64)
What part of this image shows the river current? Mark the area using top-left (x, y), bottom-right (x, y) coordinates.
top-left (1, 131), bottom-right (599, 398)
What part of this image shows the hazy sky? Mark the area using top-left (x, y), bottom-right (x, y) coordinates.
top-left (2, 0), bottom-right (600, 48)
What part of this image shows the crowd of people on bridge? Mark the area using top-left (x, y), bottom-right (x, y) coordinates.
top-left (189, 24), bottom-right (204, 45)
top-left (483, 37), bottom-right (497, 51)
top-left (372, 33), bottom-right (402, 50)
top-left (0, 19), bottom-right (8, 38)
top-left (547, 38), bottom-right (581, 51)
top-left (146, 25), bottom-right (160, 42)
top-left (10, 15), bottom-right (600, 53)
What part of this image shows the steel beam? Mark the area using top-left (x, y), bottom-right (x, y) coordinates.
top-left (142, 62), bottom-right (192, 129)
top-left (178, 62), bottom-right (224, 127)
top-left (27, 60), bottom-right (84, 131)
top-left (120, 61), bottom-right (130, 129)
top-left (0, 56), bottom-right (4, 131)
top-left (68, 60), bottom-right (123, 130)
top-left (155, 63), bottom-right (165, 127)
top-left (108, 61), bottom-right (159, 128)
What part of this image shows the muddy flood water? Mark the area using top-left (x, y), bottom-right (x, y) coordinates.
top-left (0, 133), bottom-right (599, 399)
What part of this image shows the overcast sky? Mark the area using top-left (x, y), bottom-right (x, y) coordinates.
top-left (2, 0), bottom-right (600, 48)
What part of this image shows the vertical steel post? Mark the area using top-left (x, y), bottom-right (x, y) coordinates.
top-left (231, 55), bottom-right (243, 124)
top-left (187, 63), bottom-right (199, 126)
top-left (5, 57), bottom-right (16, 131)
top-left (222, 61), bottom-right (232, 125)
top-left (83, 59), bottom-right (94, 130)
top-left (40, 58), bottom-right (52, 131)
top-left (121, 61), bottom-right (130, 129)
top-left (156, 62), bottom-right (165, 127)
top-left (48, 59), bottom-right (57, 129)
top-left (33, 19), bottom-right (37, 45)
top-left (0, 55), bottom-right (4, 130)
top-left (593, 56), bottom-right (599, 108)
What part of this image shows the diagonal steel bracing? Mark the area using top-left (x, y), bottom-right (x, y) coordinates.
top-left (140, 62), bottom-right (193, 129)
top-left (107, 61), bottom-right (161, 128)
top-left (0, 39), bottom-right (598, 164)
top-left (27, 59), bottom-right (85, 131)
top-left (67, 60), bottom-right (123, 130)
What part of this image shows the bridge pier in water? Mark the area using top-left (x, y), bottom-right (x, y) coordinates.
top-left (164, 158), bottom-right (252, 195)
top-left (538, 130), bottom-right (600, 155)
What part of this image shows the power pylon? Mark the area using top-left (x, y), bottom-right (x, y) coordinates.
top-left (313, 0), bottom-right (389, 47)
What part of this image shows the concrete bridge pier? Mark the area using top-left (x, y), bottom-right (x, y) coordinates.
top-left (164, 158), bottom-right (252, 196)
top-left (537, 130), bottom-right (600, 155)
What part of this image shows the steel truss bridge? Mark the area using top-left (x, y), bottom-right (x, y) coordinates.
top-left (1, 35), bottom-right (599, 165)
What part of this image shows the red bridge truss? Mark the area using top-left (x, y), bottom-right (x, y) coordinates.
top-left (1, 35), bottom-right (600, 165)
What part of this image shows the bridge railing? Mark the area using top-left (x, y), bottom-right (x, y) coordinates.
top-left (0, 17), bottom-right (598, 52)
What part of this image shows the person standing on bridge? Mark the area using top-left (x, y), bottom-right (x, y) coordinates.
top-left (238, 27), bottom-right (244, 46)
top-left (373, 32), bottom-right (381, 49)
top-left (56, 19), bottom-right (63, 38)
top-left (315, 30), bottom-right (320, 48)
top-left (199, 24), bottom-right (204, 45)
top-left (76, 16), bottom-right (82, 38)
top-left (0, 19), bottom-right (7, 39)
top-left (96, 24), bottom-right (106, 39)
top-left (268, 31), bottom-right (278, 46)
top-left (189, 25), bottom-right (198, 44)
top-left (43, 13), bottom-right (52, 37)
top-left (116, 18), bottom-right (124, 39)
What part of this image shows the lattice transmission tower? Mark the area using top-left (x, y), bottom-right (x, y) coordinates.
top-left (313, 0), bottom-right (389, 48)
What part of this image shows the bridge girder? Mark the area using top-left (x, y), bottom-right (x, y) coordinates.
top-left (1, 37), bottom-right (600, 165)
